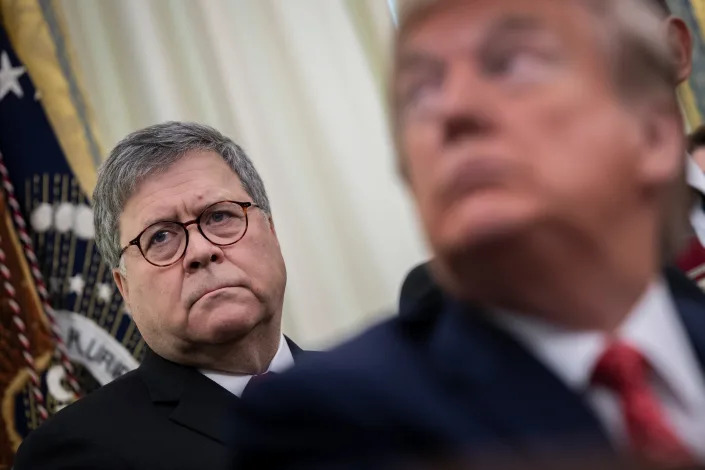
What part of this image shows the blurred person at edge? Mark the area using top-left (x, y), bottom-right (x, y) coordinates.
top-left (652, 0), bottom-right (705, 288)
top-left (14, 122), bottom-right (315, 470)
top-left (233, 0), bottom-right (705, 468)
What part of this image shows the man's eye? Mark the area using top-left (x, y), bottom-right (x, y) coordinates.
top-left (399, 72), bottom-right (443, 110)
top-left (405, 80), bottom-right (434, 103)
top-left (208, 211), bottom-right (235, 224)
top-left (488, 50), bottom-right (518, 74)
top-left (487, 49), bottom-right (556, 84)
top-left (150, 230), bottom-right (172, 245)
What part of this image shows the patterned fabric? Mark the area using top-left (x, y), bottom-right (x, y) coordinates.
top-left (0, 3), bottom-right (144, 468)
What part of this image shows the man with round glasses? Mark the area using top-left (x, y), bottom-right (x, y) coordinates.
top-left (15, 121), bottom-right (305, 469)
top-left (121, 200), bottom-right (259, 267)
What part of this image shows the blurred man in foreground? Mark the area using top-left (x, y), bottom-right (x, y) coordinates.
top-left (235, 0), bottom-right (705, 467)
top-left (15, 122), bottom-right (308, 469)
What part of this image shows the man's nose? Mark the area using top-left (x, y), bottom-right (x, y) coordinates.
top-left (438, 60), bottom-right (496, 145)
top-left (182, 225), bottom-right (224, 273)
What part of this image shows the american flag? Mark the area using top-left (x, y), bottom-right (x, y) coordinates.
top-left (0, 21), bottom-right (143, 468)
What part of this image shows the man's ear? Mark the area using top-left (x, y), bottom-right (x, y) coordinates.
top-left (667, 17), bottom-right (693, 85)
top-left (637, 102), bottom-right (685, 189)
top-left (113, 268), bottom-right (131, 311)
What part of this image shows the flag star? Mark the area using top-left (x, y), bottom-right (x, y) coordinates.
top-left (97, 283), bottom-right (113, 303)
top-left (69, 274), bottom-right (85, 295)
top-left (0, 51), bottom-right (26, 102)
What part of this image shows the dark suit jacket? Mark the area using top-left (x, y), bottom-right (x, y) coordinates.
top-left (14, 337), bottom-right (307, 470)
top-left (234, 267), bottom-right (705, 469)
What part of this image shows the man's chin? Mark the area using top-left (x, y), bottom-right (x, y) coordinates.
top-left (435, 195), bottom-right (542, 247)
top-left (429, 210), bottom-right (542, 299)
top-left (188, 310), bottom-right (264, 345)
top-left (439, 213), bottom-right (537, 255)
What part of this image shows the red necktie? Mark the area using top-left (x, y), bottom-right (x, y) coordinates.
top-left (677, 235), bottom-right (705, 285)
top-left (591, 341), bottom-right (693, 467)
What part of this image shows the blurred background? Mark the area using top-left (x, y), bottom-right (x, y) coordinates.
top-left (2, 0), bottom-right (705, 466)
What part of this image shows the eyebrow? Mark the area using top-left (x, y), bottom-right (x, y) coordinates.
top-left (142, 213), bottom-right (178, 227)
top-left (397, 52), bottom-right (444, 76)
top-left (398, 15), bottom-right (548, 73)
top-left (139, 198), bottom-right (241, 228)
top-left (139, 205), bottom-right (204, 228)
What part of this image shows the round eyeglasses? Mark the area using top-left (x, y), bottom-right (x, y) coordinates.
top-left (119, 200), bottom-right (259, 267)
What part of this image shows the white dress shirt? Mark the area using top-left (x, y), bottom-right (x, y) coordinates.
top-left (492, 279), bottom-right (705, 461)
top-left (199, 334), bottom-right (295, 398)
top-left (687, 157), bottom-right (705, 246)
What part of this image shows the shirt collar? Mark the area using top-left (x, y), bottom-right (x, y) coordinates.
top-left (199, 334), bottom-right (295, 397)
top-left (491, 279), bottom-right (703, 410)
top-left (687, 156), bottom-right (705, 195)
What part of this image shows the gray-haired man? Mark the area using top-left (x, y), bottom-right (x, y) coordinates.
top-left (14, 121), bottom-right (309, 470)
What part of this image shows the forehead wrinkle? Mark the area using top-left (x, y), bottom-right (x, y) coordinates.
top-left (400, 10), bottom-right (551, 72)
top-left (129, 188), bottom-right (245, 241)
top-left (401, 0), bottom-right (592, 52)
top-left (476, 15), bottom-right (555, 58)
top-left (138, 191), bottom-right (239, 229)
top-left (408, 0), bottom-right (545, 36)
top-left (486, 14), bottom-right (546, 37)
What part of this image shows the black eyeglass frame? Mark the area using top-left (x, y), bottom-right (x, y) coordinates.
top-left (119, 200), bottom-right (259, 267)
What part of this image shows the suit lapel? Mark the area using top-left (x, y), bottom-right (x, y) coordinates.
top-left (427, 299), bottom-right (612, 454)
top-left (139, 349), bottom-right (238, 445)
top-left (285, 336), bottom-right (305, 359)
top-left (404, 266), bottom-right (705, 455)
top-left (666, 267), bottom-right (705, 376)
top-left (169, 371), bottom-right (239, 445)
top-left (139, 339), bottom-right (310, 445)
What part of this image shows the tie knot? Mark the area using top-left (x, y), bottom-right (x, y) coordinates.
top-left (591, 341), bottom-right (649, 392)
top-left (242, 371), bottom-right (276, 397)
top-left (251, 371), bottom-right (275, 383)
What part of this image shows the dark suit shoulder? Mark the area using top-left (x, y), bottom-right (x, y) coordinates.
top-left (236, 315), bottom-right (452, 468)
top-left (295, 285), bottom-right (443, 377)
top-left (272, 314), bottom-right (433, 389)
top-left (29, 368), bottom-right (147, 435)
top-left (249, 295), bottom-right (447, 398)
top-left (14, 370), bottom-right (145, 469)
